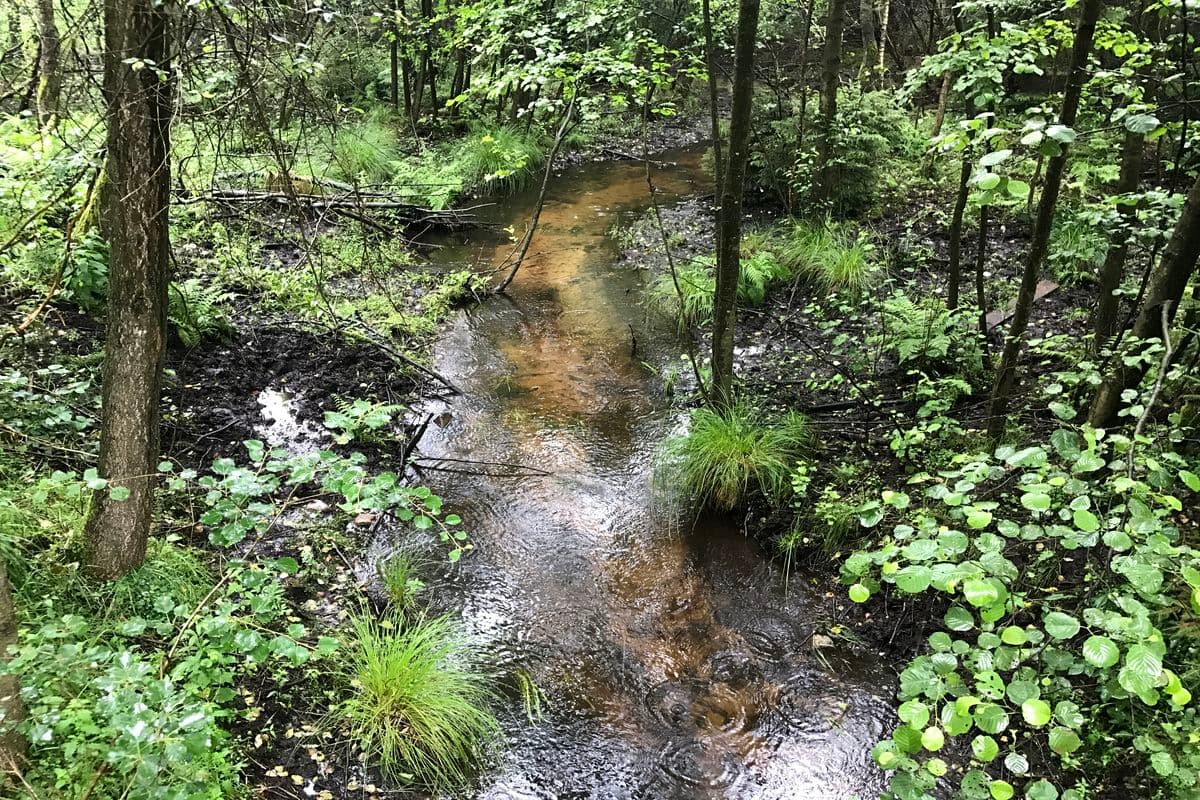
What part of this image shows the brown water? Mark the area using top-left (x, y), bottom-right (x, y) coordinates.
top-left (404, 150), bottom-right (893, 799)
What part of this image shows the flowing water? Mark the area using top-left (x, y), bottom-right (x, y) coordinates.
top-left (399, 149), bottom-right (893, 799)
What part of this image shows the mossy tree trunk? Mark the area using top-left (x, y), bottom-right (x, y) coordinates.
top-left (711, 0), bottom-right (761, 409)
top-left (35, 0), bottom-right (60, 126)
top-left (985, 0), bottom-right (1102, 441)
top-left (85, 0), bottom-right (174, 580)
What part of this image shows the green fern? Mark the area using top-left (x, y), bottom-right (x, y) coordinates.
top-left (168, 278), bottom-right (234, 347)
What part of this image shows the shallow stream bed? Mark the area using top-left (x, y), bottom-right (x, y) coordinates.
top-left (396, 150), bottom-right (894, 799)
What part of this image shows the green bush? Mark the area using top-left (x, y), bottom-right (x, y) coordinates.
top-left (752, 89), bottom-right (924, 215)
top-left (656, 402), bottom-right (813, 510)
top-left (337, 612), bottom-right (498, 791)
top-left (168, 278), bottom-right (234, 347)
top-left (1048, 211), bottom-right (1108, 286)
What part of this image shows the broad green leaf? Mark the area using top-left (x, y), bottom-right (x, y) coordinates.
top-left (921, 726), bottom-right (945, 751)
top-left (1044, 612), bottom-right (1080, 640)
top-left (1021, 699), bottom-right (1052, 726)
top-left (849, 583), bottom-right (871, 603)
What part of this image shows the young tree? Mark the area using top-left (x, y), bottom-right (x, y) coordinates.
top-left (710, 0), bottom-right (761, 408)
top-left (985, 0), bottom-right (1102, 441)
top-left (85, 0), bottom-right (174, 580)
top-left (1093, 128), bottom-right (1144, 351)
top-left (859, 0), bottom-right (878, 87)
top-left (1089, 169), bottom-right (1200, 426)
top-left (815, 0), bottom-right (847, 203)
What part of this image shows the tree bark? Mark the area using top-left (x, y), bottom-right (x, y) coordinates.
top-left (0, 559), bottom-right (24, 770)
top-left (35, 0), bottom-right (61, 126)
top-left (710, 0), bottom-right (761, 408)
top-left (876, 0), bottom-right (890, 81)
top-left (985, 0), bottom-right (1102, 441)
top-left (1093, 128), bottom-right (1144, 351)
top-left (815, 0), bottom-right (847, 205)
top-left (86, 0), bottom-right (174, 580)
top-left (1089, 169), bottom-right (1200, 426)
top-left (859, 0), bottom-right (878, 88)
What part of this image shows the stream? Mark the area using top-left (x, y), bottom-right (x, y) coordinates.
top-left (394, 148), bottom-right (894, 799)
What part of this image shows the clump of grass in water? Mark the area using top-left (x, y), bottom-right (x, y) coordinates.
top-left (376, 549), bottom-right (426, 614)
top-left (656, 401), bottom-right (813, 511)
top-left (337, 612), bottom-right (498, 792)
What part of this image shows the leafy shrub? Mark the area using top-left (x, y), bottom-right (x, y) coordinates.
top-left (656, 402), bottom-right (813, 510)
top-left (337, 612), bottom-right (498, 791)
top-left (778, 221), bottom-right (883, 298)
top-left (753, 90), bottom-right (924, 215)
top-left (322, 398), bottom-right (403, 444)
top-left (646, 260), bottom-right (716, 329)
top-left (842, 420), bottom-right (1200, 800)
top-left (647, 251), bottom-right (790, 328)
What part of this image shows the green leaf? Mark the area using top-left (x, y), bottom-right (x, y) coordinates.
top-left (967, 510), bottom-right (993, 529)
top-left (1151, 752), bottom-right (1176, 776)
top-left (108, 486), bottom-right (131, 501)
top-left (895, 565), bottom-right (933, 593)
top-left (1022, 699), bottom-right (1052, 726)
top-left (972, 735), bottom-right (999, 762)
top-left (1001, 626), bottom-right (1028, 646)
top-left (1025, 779), bottom-right (1059, 800)
top-left (1081, 635), bottom-right (1120, 668)
top-left (963, 578), bottom-right (1000, 608)
top-left (990, 780), bottom-right (1015, 800)
top-left (849, 583), bottom-right (871, 603)
top-left (1048, 727), bottom-right (1081, 755)
top-left (974, 703), bottom-right (1009, 734)
top-left (1180, 470), bottom-right (1200, 492)
top-left (921, 726), bottom-right (945, 751)
top-left (1043, 612), bottom-right (1080, 640)
top-left (945, 606), bottom-right (975, 631)
top-left (980, 149), bottom-right (1012, 167)
top-left (1072, 508), bottom-right (1099, 532)
top-left (1021, 492), bottom-right (1052, 512)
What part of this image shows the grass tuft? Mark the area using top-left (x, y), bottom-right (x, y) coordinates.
top-left (338, 612), bottom-right (498, 791)
top-left (656, 401), bottom-right (813, 510)
top-left (778, 220), bottom-right (882, 298)
top-left (330, 117), bottom-right (403, 185)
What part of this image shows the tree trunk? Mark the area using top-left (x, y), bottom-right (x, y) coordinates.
top-left (0, 559), bottom-right (24, 770)
top-left (985, 0), bottom-right (1102, 441)
top-left (35, 0), bottom-right (60, 126)
top-left (702, 0), bottom-right (724, 198)
top-left (859, 0), bottom-right (877, 88)
top-left (86, 0), bottom-right (174, 580)
top-left (946, 156), bottom-right (970, 309)
top-left (876, 0), bottom-right (890, 81)
top-left (795, 0), bottom-right (816, 162)
top-left (710, 0), bottom-right (761, 409)
top-left (975, 205), bottom-right (990, 344)
top-left (1093, 128), bottom-right (1144, 351)
top-left (1089, 169), bottom-right (1200, 426)
top-left (815, 0), bottom-right (847, 204)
